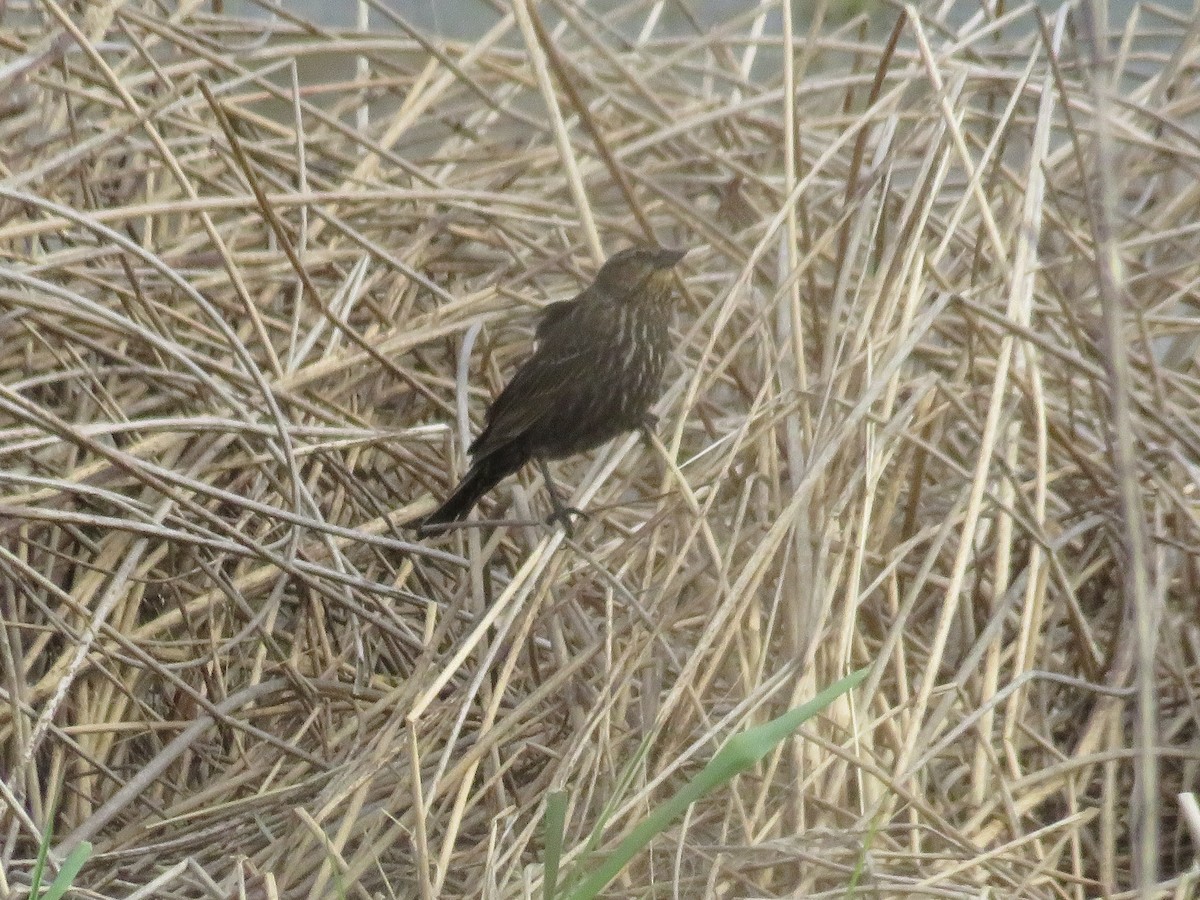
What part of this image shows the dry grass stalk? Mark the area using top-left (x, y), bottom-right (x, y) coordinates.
top-left (0, 1), bottom-right (1198, 897)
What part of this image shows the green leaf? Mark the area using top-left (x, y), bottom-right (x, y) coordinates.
top-left (41, 841), bottom-right (92, 900)
top-left (566, 667), bottom-right (869, 900)
top-left (543, 790), bottom-right (569, 900)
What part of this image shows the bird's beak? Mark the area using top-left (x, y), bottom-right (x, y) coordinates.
top-left (652, 248), bottom-right (688, 269)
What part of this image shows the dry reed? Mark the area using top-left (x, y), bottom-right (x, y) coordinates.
top-left (1, 1), bottom-right (1198, 897)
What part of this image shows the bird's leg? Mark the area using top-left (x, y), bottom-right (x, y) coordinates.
top-left (638, 413), bottom-right (659, 448)
top-left (535, 456), bottom-right (587, 535)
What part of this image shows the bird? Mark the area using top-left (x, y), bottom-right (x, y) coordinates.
top-left (416, 245), bottom-right (687, 537)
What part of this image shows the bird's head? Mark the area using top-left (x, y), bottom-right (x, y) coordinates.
top-left (593, 246), bottom-right (687, 300)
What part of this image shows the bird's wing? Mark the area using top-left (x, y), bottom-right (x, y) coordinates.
top-left (535, 295), bottom-right (581, 341)
top-left (469, 299), bottom-right (597, 459)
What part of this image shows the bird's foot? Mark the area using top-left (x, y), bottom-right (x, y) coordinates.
top-left (414, 515), bottom-right (456, 539)
top-left (639, 414), bottom-right (659, 447)
top-left (545, 505), bottom-right (588, 537)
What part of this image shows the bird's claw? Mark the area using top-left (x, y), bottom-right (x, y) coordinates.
top-left (545, 505), bottom-right (588, 537)
top-left (639, 414), bottom-right (659, 447)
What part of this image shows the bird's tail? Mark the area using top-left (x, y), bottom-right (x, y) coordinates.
top-left (415, 447), bottom-right (524, 537)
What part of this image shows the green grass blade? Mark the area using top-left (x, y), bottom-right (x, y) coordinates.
top-left (543, 790), bottom-right (568, 900)
top-left (40, 841), bottom-right (91, 900)
top-left (566, 668), bottom-right (868, 900)
top-left (29, 808), bottom-right (55, 899)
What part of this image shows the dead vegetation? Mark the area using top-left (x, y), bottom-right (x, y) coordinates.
top-left (1, 1), bottom-right (1198, 897)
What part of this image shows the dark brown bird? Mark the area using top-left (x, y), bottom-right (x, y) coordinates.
top-left (417, 246), bottom-right (687, 537)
